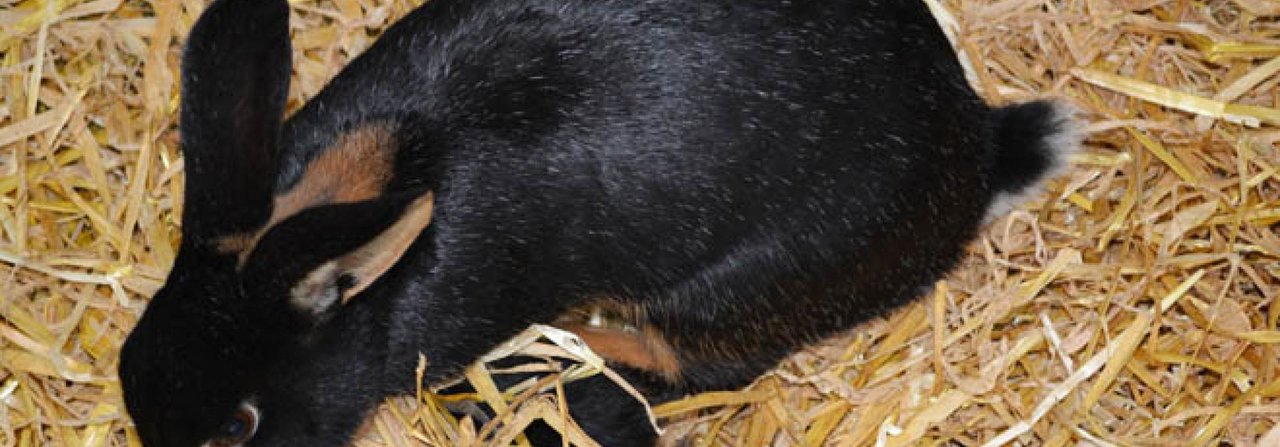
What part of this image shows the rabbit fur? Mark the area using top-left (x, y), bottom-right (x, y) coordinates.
top-left (118, 0), bottom-right (1079, 445)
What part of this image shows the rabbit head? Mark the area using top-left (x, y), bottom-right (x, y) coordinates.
top-left (118, 0), bottom-right (431, 445)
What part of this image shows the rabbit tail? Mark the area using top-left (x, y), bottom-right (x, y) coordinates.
top-left (984, 100), bottom-right (1082, 220)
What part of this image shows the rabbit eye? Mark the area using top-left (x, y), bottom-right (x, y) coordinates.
top-left (209, 403), bottom-right (258, 446)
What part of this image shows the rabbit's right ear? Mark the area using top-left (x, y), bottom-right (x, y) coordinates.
top-left (241, 190), bottom-right (434, 319)
top-left (179, 0), bottom-right (291, 243)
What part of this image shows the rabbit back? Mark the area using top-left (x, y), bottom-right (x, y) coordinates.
top-left (267, 0), bottom-right (1075, 389)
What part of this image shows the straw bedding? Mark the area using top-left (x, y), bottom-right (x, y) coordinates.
top-left (2, 0), bottom-right (1278, 445)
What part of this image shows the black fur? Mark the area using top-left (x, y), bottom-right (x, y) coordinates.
top-left (177, 0), bottom-right (290, 239)
top-left (989, 101), bottom-right (1071, 194)
top-left (119, 0), bottom-right (1078, 446)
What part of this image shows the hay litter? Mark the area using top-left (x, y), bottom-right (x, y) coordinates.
top-left (2, 0), bottom-right (1279, 445)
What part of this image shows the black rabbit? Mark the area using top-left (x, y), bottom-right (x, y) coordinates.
top-left (118, 0), bottom-right (1079, 445)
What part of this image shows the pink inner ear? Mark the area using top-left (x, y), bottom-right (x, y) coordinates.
top-left (336, 191), bottom-right (435, 304)
top-left (289, 261), bottom-right (342, 314)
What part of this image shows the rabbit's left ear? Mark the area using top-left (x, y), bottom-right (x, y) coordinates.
top-left (179, 0), bottom-right (292, 241)
top-left (243, 191), bottom-right (434, 316)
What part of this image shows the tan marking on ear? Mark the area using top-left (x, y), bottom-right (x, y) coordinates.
top-left (290, 261), bottom-right (341, 313)
top-left (336, 191), bottom-right (435, 304)
top-left (222, 123), bottom-right (399, 266)
top-left (559, 323), bottom-right (682, 383)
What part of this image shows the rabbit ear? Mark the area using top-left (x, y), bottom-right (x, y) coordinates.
top-left (242, 191), bottom-right (434, 317)
top-left (294, 192), bottom-right (434, 313)
top-left (179, 0), bottom-right (291, 241)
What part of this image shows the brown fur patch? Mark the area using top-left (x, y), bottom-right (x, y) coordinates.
top-left (212, 123), bottom-right (399, 263)
top-left (269, 124), bottom-right (398, 233)
top-left (555, 300), bottom-right (683, 382)
top-left (560, 324), bottom-right (682, 383)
